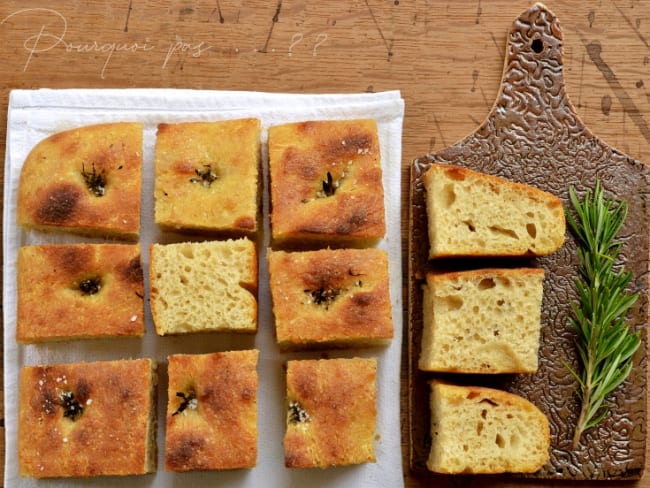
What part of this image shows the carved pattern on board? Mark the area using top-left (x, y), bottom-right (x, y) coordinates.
top-left (408, 3), bottom-right (649, 480)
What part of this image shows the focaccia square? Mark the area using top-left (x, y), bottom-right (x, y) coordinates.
top-left (268, 248), bottom-right (393, 350)
top-left (268, 119), bottom-right (386, 246)
top-left (17, 123), bottom-right (143, 239)
top-left (154, 119), bottom-right (261, 234)
top-left (285, 358), bottom-right (377, 468)
top-left (165, 350), bottom-right (259, 471)
top-left (16, 243), bottom-right (145, 343)
top-left (18, 358), bottom-right (157, 478)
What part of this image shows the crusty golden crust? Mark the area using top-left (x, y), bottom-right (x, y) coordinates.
top-left (269, 119), bottom-right (385, 245)
top-left (18, 359), bottom-right (156, 478)
top-left (284, 358), bottom-right (376, 468)
top-left (154, 119), bottom-right (261, 234)
top-left (165, 350), bottom-right (258, 471)
top-left (16, 244), bottom-right (144, 343)
top-left (17, 123), bottom-right (142, 239)
top-left (268, 248), bottom-right (393, 350)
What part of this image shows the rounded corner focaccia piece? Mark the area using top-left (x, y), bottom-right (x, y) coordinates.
top-left (16, 243), bottom-right (145, 343)
top-left (268, 119), bottom-right (386, 246)
top-left (154, 119), bottom-right (261, 234)
top-left (427, 380), bottom-right (550, 475)
top-left (17, 122), bottom-right (143, 239)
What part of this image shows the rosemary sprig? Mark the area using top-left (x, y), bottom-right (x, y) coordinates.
top-left (565, 180), bottom-right (641, 449)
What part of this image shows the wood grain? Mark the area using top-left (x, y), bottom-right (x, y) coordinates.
top-left (0, 1), bottom-right (649, 486)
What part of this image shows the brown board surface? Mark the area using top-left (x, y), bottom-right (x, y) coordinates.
top-left (409, 3), bottom-right (650, 481)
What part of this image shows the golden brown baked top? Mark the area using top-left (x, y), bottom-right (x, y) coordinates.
top-left (284, 357), bottom-right (377, 468)
top-left (16, 244), bottom-right (144, 343)
top-left (17, 122), bottom-right (142, 239)
top-left (154, 119), bottom-right (261, 233)
top-left (18, 358), bottom-right (156, 478)
top-left (269, 119), bottom-right (386, 244)
top-left (268, 248), bottom-right (393, 349)
top-left (165, 350), bottom-right (258, 471)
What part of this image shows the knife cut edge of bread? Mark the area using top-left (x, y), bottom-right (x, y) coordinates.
top-left (423, 163), bottom-right (565, 258)
top-left (427, 380), bottom-right (550, 474)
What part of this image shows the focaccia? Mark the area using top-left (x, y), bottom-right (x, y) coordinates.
top-left (16, 243), bottom-right (145, 343)
top-left (154, 119), bottom-right (261, 234)
top-left (18, 358), bottom-right (157, 478)
top-left (268, 119), bottom-right (386, 246)
top-left (17, 123), bottom-right (143, 239)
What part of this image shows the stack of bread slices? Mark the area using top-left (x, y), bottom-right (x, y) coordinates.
top-left (420, 163), bottom-right (565, 475)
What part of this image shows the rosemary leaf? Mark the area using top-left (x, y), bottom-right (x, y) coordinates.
top-left (566, 180), bottom-right (641, 449)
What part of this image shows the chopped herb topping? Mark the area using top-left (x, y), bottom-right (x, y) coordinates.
top-left (81, 162), bottom-right (106, 197)
top-left (78, 277), bottom-right (102, 296)
top-left (320, 171), bottom-right (336, 197)
top-left (189, 164), bottom-right (219, 188)
top-left (173, 390), bottom-right (198, 416)
top-left (60, 391), bottom-right (84, 421)
top-left (306, 287), bottom-right (341, 309)
top-left (288, 401), bottom-right (310, 424)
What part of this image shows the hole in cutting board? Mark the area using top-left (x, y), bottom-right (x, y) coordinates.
top-left (531, 38), bottom-right (544, 53)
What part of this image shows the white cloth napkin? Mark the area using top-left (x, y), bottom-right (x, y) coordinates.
top-left (3, 88), bottom-right (405, 488)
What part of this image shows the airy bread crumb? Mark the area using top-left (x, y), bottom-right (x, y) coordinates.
top-left (423, 164), bottom-right (565, 258)
top-left (149, 239), bottom-right (257, 335)
top-left (419, 267), bottom-right (544, 373)
top-left (428, 381), bottom-right (550, 474)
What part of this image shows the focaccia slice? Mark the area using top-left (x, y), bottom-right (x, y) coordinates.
top-left (269, 119), bottom-right (386, 246)
top-left (17, 122), bottom-right (143, 239)
top-left (154, 119), bottom-right (261, 234)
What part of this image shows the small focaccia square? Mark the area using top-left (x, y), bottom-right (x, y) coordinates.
top-left (268, 119), bottom-right (386, 245)
top-left (18, 358), bottom-right (157, 478)
top-left (16, 243), bottom-right (145, 343)
top-left (419, 267), bottom-right (544, 374)
top-left (17, 122), bottom-right (143, 239)
top-left (285, 357), bottom-right (377, 468)
top-left (427, 381), bottom-right (550, 474)
top-left (149, 239), bottom-right (257, 335)
top-left (154, 119), bottom-right (261, 234)
top-left (165, 350), bottom-right (259, 471)
top-left (268, 248), bottom-right (393, 350)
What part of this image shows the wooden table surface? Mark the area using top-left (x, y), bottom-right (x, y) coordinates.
top-left (1, 1), bottom-right (649, 486)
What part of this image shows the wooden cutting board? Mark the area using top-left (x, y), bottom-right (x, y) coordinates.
top-left (409, 3), bottom-right (649, 482)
